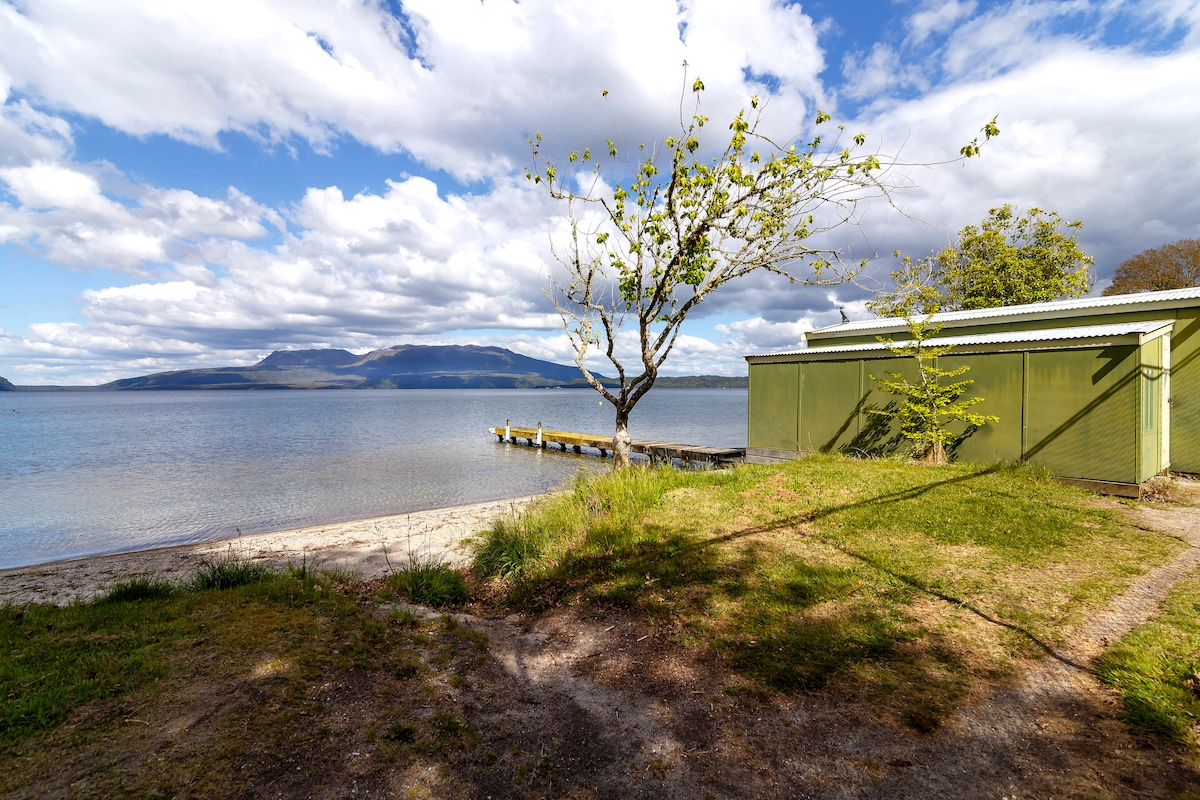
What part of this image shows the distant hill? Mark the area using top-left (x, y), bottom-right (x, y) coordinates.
top-left (4, 346), bottom-right (748, 390)
top-left (654, 375), bottom-right (747, 388)
top-left (102, 344), bottom-right (603, 390)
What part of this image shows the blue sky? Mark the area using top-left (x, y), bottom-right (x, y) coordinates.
top-left (2, 0), bottom-right (1200, 385)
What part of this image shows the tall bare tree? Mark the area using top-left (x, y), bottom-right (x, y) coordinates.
top-left (527, 75), bottom-right (997, 467)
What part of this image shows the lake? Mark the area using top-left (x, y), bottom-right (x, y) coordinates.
top-left (0, 388), bottom-right (746, 569)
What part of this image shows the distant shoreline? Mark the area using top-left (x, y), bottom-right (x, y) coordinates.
top-left (0, 495), bottom-right (542, 607)
top-left (1, 377), bottom-right (749, 392)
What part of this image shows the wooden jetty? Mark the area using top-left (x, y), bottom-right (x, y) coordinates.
top-left (489, 421), bottom-right (745, 467)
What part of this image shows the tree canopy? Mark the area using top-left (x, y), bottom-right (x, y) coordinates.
top-left (869, 205), bottom-right (1092, 317)
top-left (1102, 238), bottom-right (1200, 296)
top-left (528, 75), bottom-right (997, 467)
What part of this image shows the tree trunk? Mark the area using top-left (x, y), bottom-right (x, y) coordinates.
top-left (923, 438), bottom-right (946, 465)
top-left (613, 408), bottom-right (632, 469)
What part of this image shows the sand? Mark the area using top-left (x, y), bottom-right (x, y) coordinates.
top-left (0, 495), bottom-right (539, 606)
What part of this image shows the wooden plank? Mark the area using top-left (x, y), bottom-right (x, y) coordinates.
top-left (1055, 476), bottom-right (1143, 498)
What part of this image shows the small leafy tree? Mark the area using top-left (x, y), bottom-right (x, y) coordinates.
top-left (528, 73), bottom-right (998, 467)
top-left (869, 205), bottom-right (1092, 315)
top-left (1103, 238), bottom-right (1200, 296)
top-left (869, 315), bottom-right (997, 464)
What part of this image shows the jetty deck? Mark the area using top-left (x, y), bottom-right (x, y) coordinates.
top-left (489, 422), bottom-right (745, 467)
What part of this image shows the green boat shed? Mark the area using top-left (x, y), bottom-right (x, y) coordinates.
top-left (745, 287), bottom-right (1200, 494)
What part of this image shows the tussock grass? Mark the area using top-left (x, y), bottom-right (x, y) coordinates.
top-left (473, 455), bottom-right (1182, 729)
top-left (97, 575), bottom-right (175, 604)
top-left (387, 556), bottom-right (469, 607)
top-left (187, 556), bottom-right (274, 591)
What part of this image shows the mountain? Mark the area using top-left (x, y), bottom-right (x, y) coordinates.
top-left (102, 344), bottom-right (604, 390)
top-left (0, 376), bottom-right (14, 391)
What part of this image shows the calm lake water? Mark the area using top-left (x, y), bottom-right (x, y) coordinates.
top-left (0, 388), bottom-right (746, 569)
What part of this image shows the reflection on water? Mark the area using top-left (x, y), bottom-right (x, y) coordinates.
top-left (0, 388), bottom-right (746, 569)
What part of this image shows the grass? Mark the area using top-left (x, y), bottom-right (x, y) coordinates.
top-left (471, 455), bottom-right (1183, 729)
top-left (2, 457), bottom-right (1195, 796)
top-left (97, 575), bottom-right (176, 603)
top-left (187, 556), bottom-right (274, 590)
top-left (0, 560), bottom-right (489, 797)
top-left (1096, 573), bottom-right (1200, 747)
top-left (387, 555), bottom-right (469, 607)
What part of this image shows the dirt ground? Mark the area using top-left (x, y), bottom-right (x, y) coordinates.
top-left (5, 490), bottom-right (1200, 798)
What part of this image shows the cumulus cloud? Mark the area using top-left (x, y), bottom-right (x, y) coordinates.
top-left (0, 0), bottom-right (824, 182)
top-left (0, 162), bottom-right (282, 272)
top-left (849, 41), bottom-right (1200, 279)
top-left (2, 0), bottom-right (1200, 386)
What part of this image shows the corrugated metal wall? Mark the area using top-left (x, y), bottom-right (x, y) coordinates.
top-left (940, 352), bottom-right (1023, 463)
top-left (1023, 347), bottom-right (1138, 483)
top-left (748, 342), bottom-right (1153, 485)
top-left (808, 304), bottom-right (1199, 474)
top-left (1170, 310), bottom-right (1200, 472)
top-left (747, 362), bottom-right (798, 455)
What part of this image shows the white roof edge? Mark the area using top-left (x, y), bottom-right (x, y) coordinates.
top-left (746, 320), bottom-right (1174, 361)
top-left (805, 286), bottom-right (1200, 340)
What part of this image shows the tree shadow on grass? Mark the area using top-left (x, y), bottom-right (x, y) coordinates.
top-left (510, 526), bottom-right (971, 726)
top-left (497, 462), bottom-right (1089, 729)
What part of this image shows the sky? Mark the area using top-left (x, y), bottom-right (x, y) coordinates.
top-left (2, 0), bottom-right (1199, 385)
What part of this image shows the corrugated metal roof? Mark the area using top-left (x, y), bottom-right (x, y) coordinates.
top-left (746, 320), bottom-right (1174, 360)
top-left (807, 286), bottom-right (1200, 339)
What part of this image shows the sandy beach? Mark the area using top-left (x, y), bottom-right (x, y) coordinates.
top-left (0, 495), bottom-right (539, 606)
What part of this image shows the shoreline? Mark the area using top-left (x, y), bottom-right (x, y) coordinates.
top-left (0, 495), bottom-right (540, 607)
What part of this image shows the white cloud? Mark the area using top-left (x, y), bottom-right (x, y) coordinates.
top-left (849, 41), bottom-right (1200, 276)
top-left (0, 0), bottom-right (825, 182)
top-left (908, 0), bottom-right (978, 44)
top-left (0, 164), bottom-right (281, 271)
top-left (842, 43), bottom-right (926, 101)
top-left (0, 161), bottom-right (102, 210)
top-left (3, 1), bottom-right (1200, 386)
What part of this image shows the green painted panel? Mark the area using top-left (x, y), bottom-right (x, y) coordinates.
top-left (799, 360), bottom-right (864, 453)
top-left (1169, 310), bottom-right (1200, 473)
top-left (856, 356), bottom-right (921, 456)
top-left (748, 362), bottom-right (799, 452)
top-left (1024, 347), bottom-right (1138, 483)
top-left (940, 352), bottom-right (1024, 464)
top-left (1139, 336), bottom-right (1165, 481)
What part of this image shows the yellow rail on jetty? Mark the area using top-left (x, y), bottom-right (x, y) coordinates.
top-left (488, 421), bottom-right (745, 467)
